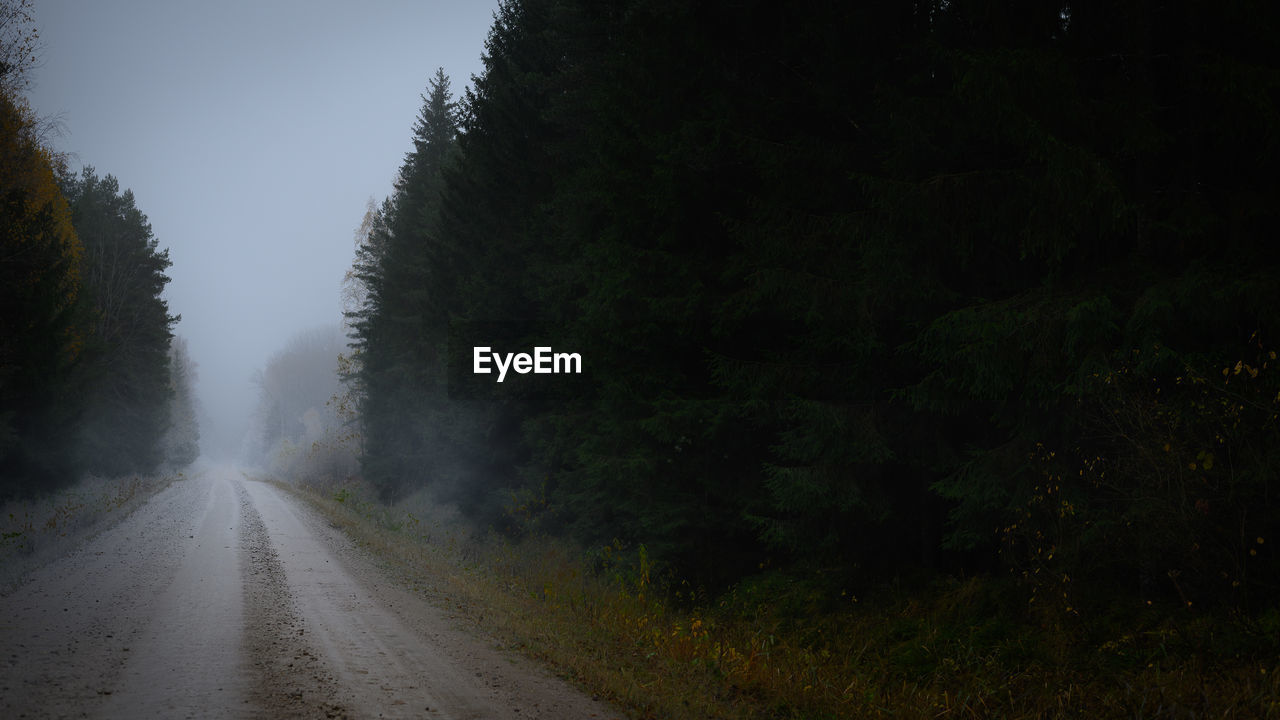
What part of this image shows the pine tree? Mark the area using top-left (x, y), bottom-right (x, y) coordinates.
top-left (348, 0), bottom-right (1280, 599)
top-left (62, 168), bottom-right (176, 477)
top-left (348, 69), bottom-right (460, 502)
top-left (162, 336), bottom-right (200, 468)
top-left (0, 89), bottom-right (87, 495)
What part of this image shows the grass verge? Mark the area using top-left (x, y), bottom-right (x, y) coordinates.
top-left (274, 477), bottom-right (1280, 719)
top-left (0, 465), bottom-right (189, 592)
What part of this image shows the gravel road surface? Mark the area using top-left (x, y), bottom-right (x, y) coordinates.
top-left (0, 466), bottom-right (622, 719)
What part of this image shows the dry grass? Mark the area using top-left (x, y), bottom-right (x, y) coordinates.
top-left (275, 477), bottom-right (1280, 719)
top-left (0, 467), bottom-right (185, 591)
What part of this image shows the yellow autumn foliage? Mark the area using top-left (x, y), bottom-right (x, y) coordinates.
top-left (0, 92), bottom-right (81, 257)
top-left (0, 87), bottom-right (84, 357)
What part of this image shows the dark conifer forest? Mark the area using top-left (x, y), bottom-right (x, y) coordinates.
top-left (350, 0), bottom-right (1279, 613)
top-left (2, 59), bottom-right (191, 495)
top-left (4, 0), bottom-right (1279, 714)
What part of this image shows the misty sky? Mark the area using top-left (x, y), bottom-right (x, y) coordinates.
top-left (28, 0), bottom-right (500, 457)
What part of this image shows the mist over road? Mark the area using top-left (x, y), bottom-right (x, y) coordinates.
top-left (0, 467), bottom-right (616, 719)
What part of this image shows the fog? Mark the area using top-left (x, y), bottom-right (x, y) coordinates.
top-left (27, 0), bottom-right (499, 458)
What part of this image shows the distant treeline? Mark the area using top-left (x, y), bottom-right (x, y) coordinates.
top-left (348, 0), bottom-right (1279, 609)
top-left (245, 324), bottom-right (357, 486)
top-left (1, 51), bottom-right (197, 495)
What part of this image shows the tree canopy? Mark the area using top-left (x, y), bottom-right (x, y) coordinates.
top-left (349, 0), bottom-right (1280, 608)
top-left (60, 168), bottom-right (177, 478)
top-left (1, 8), bottom-right (186, 493)
top-left (0, 87), bottom-right (85, 494)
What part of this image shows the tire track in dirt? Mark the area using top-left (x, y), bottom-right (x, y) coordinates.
top-left (98, 469), bottom-right (250, 718)
top-left (2, 468), bottom-right (624, 719)
top-left (236, 478), bottom-right (348, 719)
top-left (240, 477), bottom-right (623, 720)
top-left (0, 466), bottom-right (252, 719)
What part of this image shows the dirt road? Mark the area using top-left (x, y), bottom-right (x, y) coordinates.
top-left (0, 466), bottom-right (622, 719)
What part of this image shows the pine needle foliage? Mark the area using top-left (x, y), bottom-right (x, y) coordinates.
top-left (349, 0), bottom-right (1280, 617)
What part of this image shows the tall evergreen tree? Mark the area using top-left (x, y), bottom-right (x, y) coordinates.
top-left (348, 68), bottom-right (460, 502)
top-left (351, 0), bottom-right (1280, 603)
top-left (61, 168), bottom-right (176, 477)
top-left (162, 336), bottom-right (200, 468)
top-left (0, 88), bottom-right (86, 496)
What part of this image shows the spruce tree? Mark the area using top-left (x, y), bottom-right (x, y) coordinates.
top-left (348, 69), bottom-right (460, 502)
top-left (62, 168), bottom-right (176, 477)
top-left (0, 90), bottom-right (87, 495)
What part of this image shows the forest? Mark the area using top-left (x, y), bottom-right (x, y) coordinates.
top-left (323, 3), bottom-right (1280, 711)
top-left (0, 5), bottom-right (197, 497)
top-left (6, 0), bottom-right (1279, 714)
top-left (345, 0), bottom-right (1280, 616)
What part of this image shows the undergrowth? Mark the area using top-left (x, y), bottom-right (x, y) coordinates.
top-left (277, 476), bottom-right (1280, 719)
top-left (0, 467), bottom-right (188, 591)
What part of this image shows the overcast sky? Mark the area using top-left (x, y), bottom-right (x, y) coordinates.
top-left (28, 0), bottom-right (500, 458)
